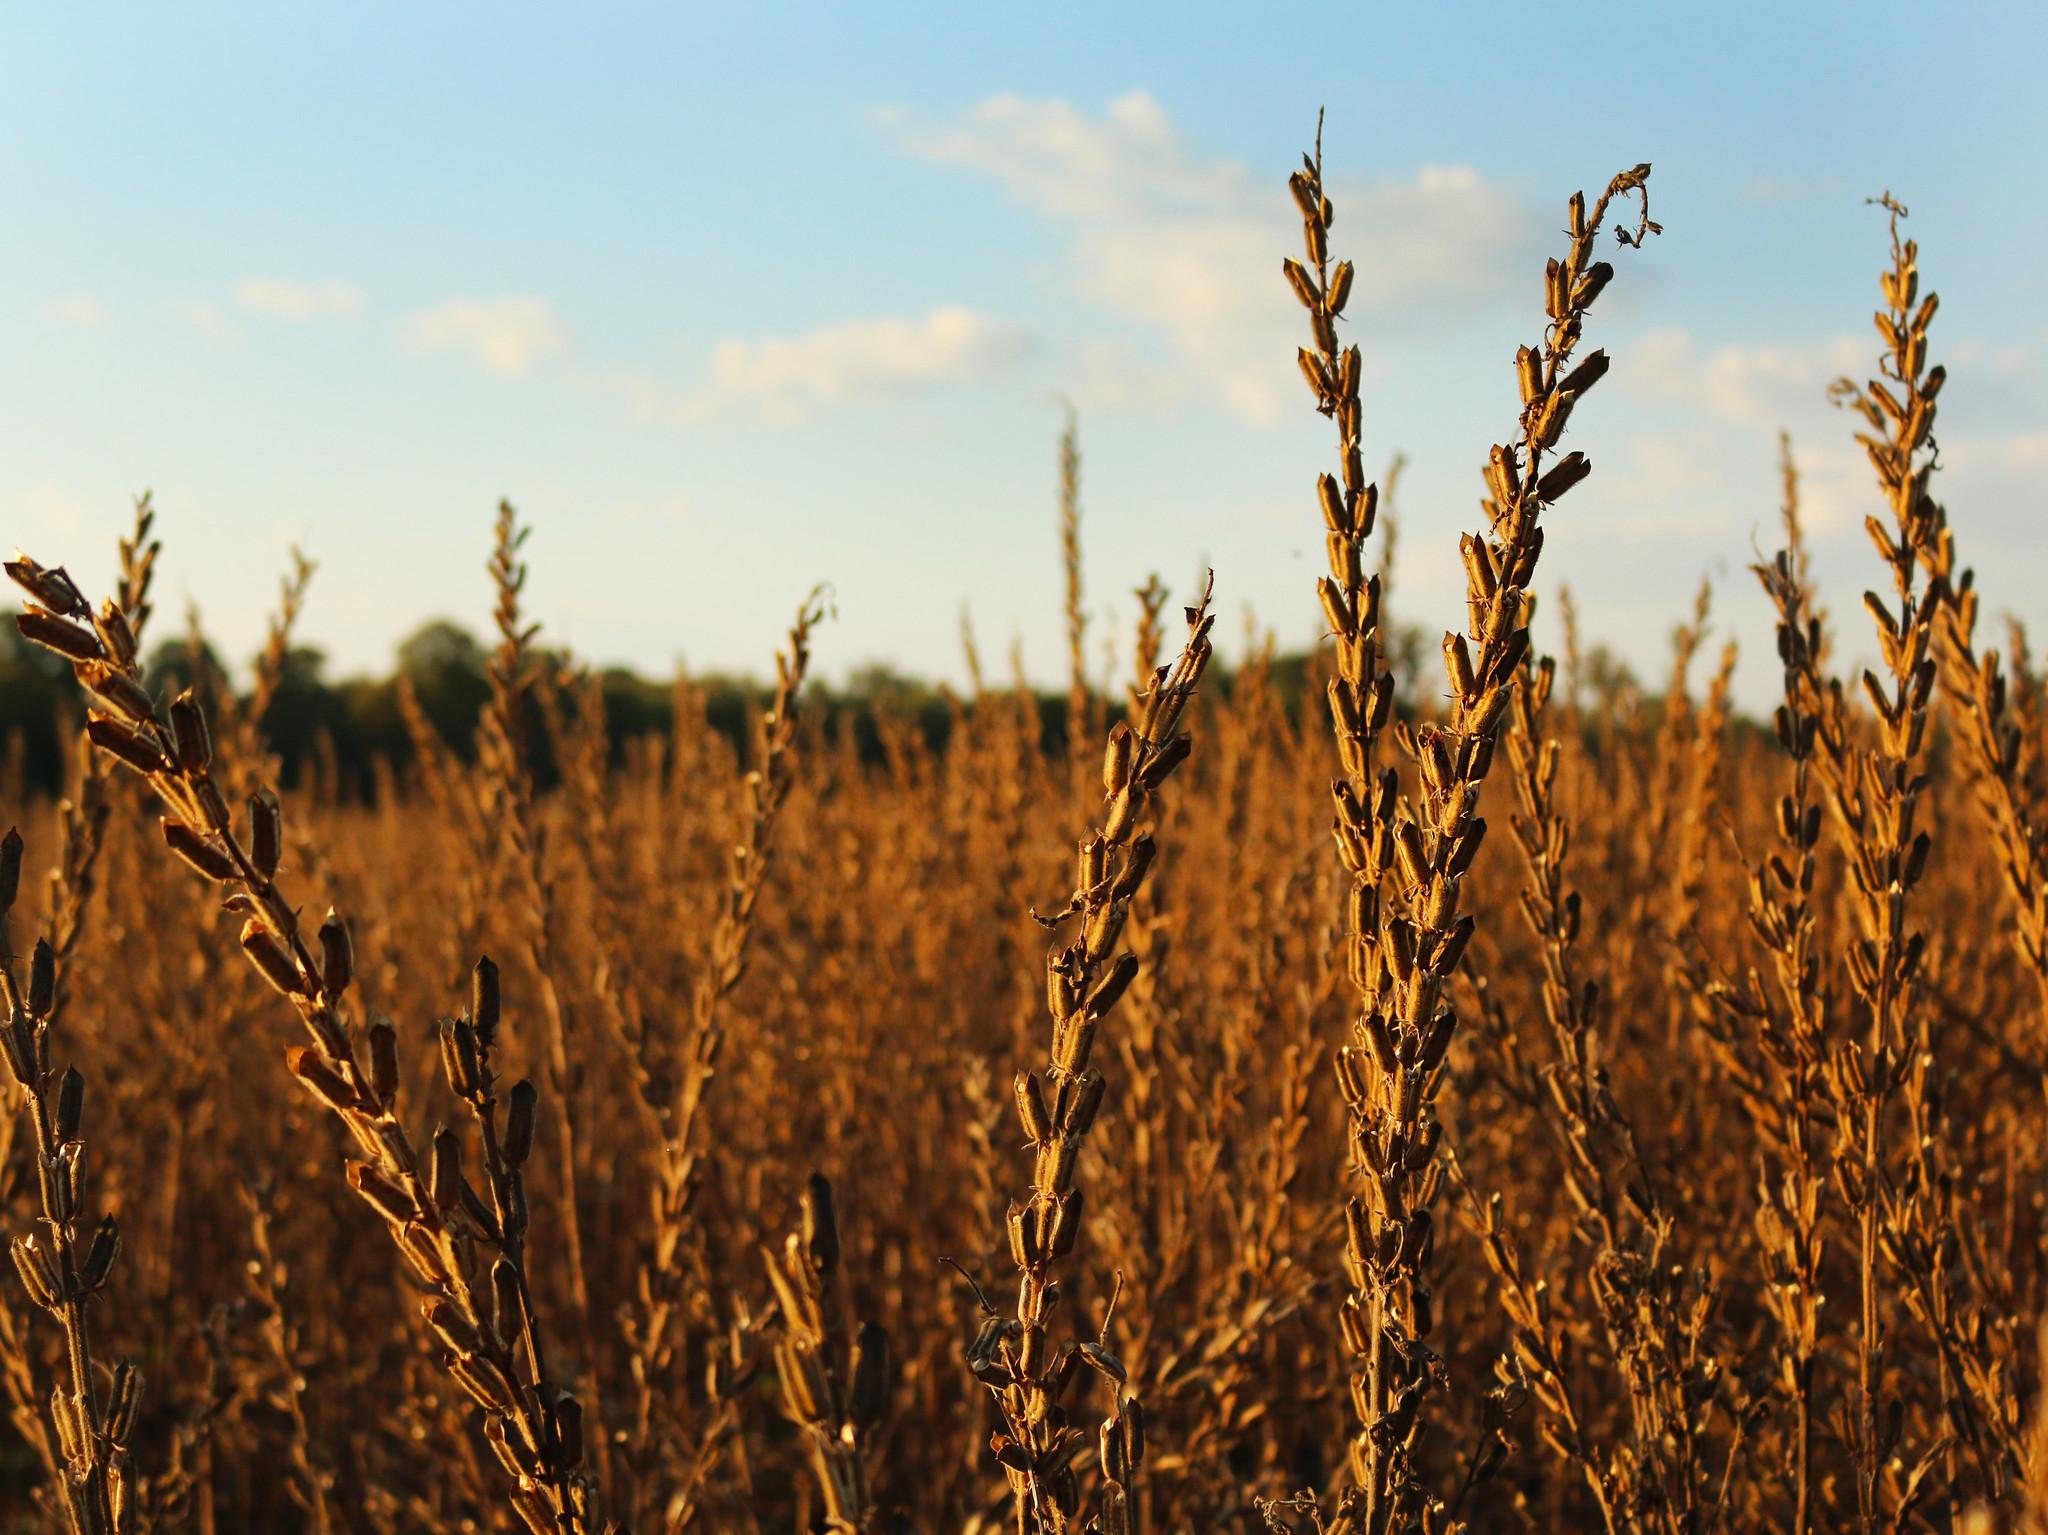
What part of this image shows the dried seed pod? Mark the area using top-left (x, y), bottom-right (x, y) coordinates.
top-left (247, 790), bottom-right (283, 881)
top-left (27, 939), bottom-right (55, 1018)
top-left (552, 1392), bottom-right (584, 1469)
top-left (440, 1019), bottom-right (481, 1099)
top-left (367, 1016), bottom-right (398, 1105)
top-left (286, 1047), bottom-right (357, 1112)
top-left (430, 1127), bottom-right (463, 1213)
top-left (1102, 721), bottom-right (1135, 794)
top-left (80, 1217), bottom-right (119, 1292)
top-left (422, 1296), bottom-right (482, 1356)
top-left (1014, 1072), bottom-right (1052, 1144)
top-left (15, 609), bottom-right (103, 662)
top-left (1121, 1394), bottom-right (1146, 1469)
top-left (107, 1359), bottom-right (143, 1442)
top-left (11, 1237), bottom-right (58, 1309)
top-left (239, 919), bottom-right (305, 998)
top-left (55, 1067), bottom-right (84, 1142)
top-left (160, 818), bottom-right (236, 881)
top-left (491, 1257), bottom-right (524, 1347)
top-left (502, 1079), bottom-right (537, 1167)
top-left (850, 1321), bottom-right (890, 1431)
top-left (348, 1161), bottom-right (415, 1225)
top-left (471, 956), bottom-right (501, 1045)
top-left (168, 690), bottom-right (212, 773)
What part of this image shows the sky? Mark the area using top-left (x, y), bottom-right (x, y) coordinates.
top-left (4, 2), bottom-right (2045, 707)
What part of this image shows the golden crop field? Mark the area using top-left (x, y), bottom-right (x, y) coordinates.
top-left (2, 137), bottom-right (2045, 1535)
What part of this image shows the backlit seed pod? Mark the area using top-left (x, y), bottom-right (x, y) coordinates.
top-left (11, 1237), bottom-right (58, 1309)
top-left (108, 1359), bottom-right (142, 1442)
top-left (80, 1217), bottom-right (119, 1292)
top-left (1101, 786), bottom-right (1135, 842)
top-left (1047, 1188), bottom-right (1083, 1258)
top-left (1084, 954), bottom-right (1139, 1018)
top-left (1107, 835), bottom-right (1156, 901)
top-left (85, 714), bottom-right (169, 776)
top-left (348, 1161), bottom-right (415, 1224)
top-left (1102, 722), bottom-right (1135, 795)
top-left (1064, 1071), bottom-right (1107, 1137)
top-left (450, 1352), bottom-right (513, 1411)
top-left (1515, 345), bottom-right (1542, 405)
top-left (849, 1322), bottom-right (890, 1431)
top-left (1100, 1416), bottom-right (1129, 1484)
top-left (1317, 577), bottom-right (1353, 638)
top-left (1534, 451), bottom-right (1592, 503)
top-left (1015, 1072), bottom-right (1052, 1144)
top-left (5, 559), bottom-right (86, 615)
top-left (91, 600), bottom-right (137, 667)
top-left (160, 818), bottom-right (235, 881)
top-left (1572, 260), bottom-right (1614, 311)
top-left (167, 690), bottom-right (211, 773)
top-left (492, 1257), bottom-right (524, 1348)
top-left (55, 1067), bottom-right (84, 1142)
top-left (431, 1127), bottom-right (462, 1213)
top-left (84, 663), bottom-right (154, 723)
top-left (503, 1080), bottom-right (537, 1167)
top-left (1121, 1394), bottom-right (1146, 1469)
top-left (1082, 904), bottom-right (1127, 966)
top-left (423, 1296), bottom-right (482, 1357)
top-left (1327, 259), bottom-right (1355, 315)
top-left (471, 957), bottom-right (501, 1044)
top-left (801, 1172), bottom-right (839, 1276)
top-left (244, 791), bottom-right (281, 882)
top-left (1559, 349), bottom-right (1610, 398)
top-left (1137, 733), bottom-right (1191, 790)
top-left (28, 939), bottom-right (55, 1018)
top-left (552, 1392), bottom-right (584, 1469)
top-left (1006, 1200), bottom-right (1036, 1269)
top-left (1443, 633), bottom-right (1477, 698)
top-left (16, 609), bottom-right (103, 662)
top-left (1, 1014), bottom-right (33, 1088)
top-left (286, 1046), bottom-right (356, 1112)
top-left (239, 919), bottom-right (306, 998)
top-left (362, 1018), bottom-right (397, 1107)
top-left (49, 1383), bottom-right (83, 1460)
top-left (1281, 257), bottom-right (1319, 310)
top-left (1317, 473), bottom-right (1346, 533)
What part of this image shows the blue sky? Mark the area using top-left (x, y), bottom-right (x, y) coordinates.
top-left (5, 2), bottom-right (2044, 704)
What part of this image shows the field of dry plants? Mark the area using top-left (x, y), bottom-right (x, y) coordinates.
top-left (1, 133), bottom-right (2047, 1535)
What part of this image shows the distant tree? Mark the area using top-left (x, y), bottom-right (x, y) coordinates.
top-left (395, 619), bottom-right (490, 753)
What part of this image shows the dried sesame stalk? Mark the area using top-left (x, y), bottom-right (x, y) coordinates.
top-left (1286, 119), bottom-right (1654, 1529)
top-left (4, 555), bottom-right (619, 1535)
top-left (969, 578), bottom-right (1213, 1533)
top-left (0, 830), bottom-right (142, 1535)
top-left (763, 1174), bottom-right (890, 1534)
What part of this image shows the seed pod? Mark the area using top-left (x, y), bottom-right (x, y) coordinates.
top-left (849, 1321), bottom-right (890, 1430)
top-left (1559, 349), bottom-right (1610, 398)
top-left (1572, 260), bottom-right (1614, 311)
top-left (1085, 954), bottom-right (1140, 1018)
top-left (1515, 345), bottom-right (1543, 405)
top-left (552, 1391), bottom-right (584, 1469)
top-left (1102, 722), bottom-right (1135, 795)
top-left (28, 939), bottom-right (55, 1018)
top-left (348, 1161), bottom-right (415, 1225)
top-left (160, 818), bottom-right (236, 881)
top-left (367, 1016), bottom-right (398, 1104)
top-left (5, 559), bottom-right (88, 616)
top-left (11, 1237), bottom-right (58, 1309)
top-left (0, 828), bottom-right (20, 913)
top-left (107, 1359), bottom-right (142, 1442)
top-left (168, 691), bottom-right (212, 773)
top-left (285, 1046), bottom-right (356, 1111)
top-left (1, 1013), bottom-right (33, 1088)
top-left (492, 1258), bottom-right (524, 1347)
top-left (471, 957), bottom-right (501, 1045)
top-left (55, 1067), bottom-right (84, 1142)
top-left (84, 714), bottom-right (168, 776)
top-left (430, 1127), bottom-right (463, 1213)
top-left (1100, 1415), bottom-right (1129, 1483)
top-left (245, 791), bottom-right (282, 882)
top-left (1326, 259), bottom-right (1355, 315)
top-left (15, 610), bottom-right (102, 662)
top-left (1121, 1394), bottom-right (1146, 1469)
top-left (1137, 734), bottom-right (1191, 791)
top-left (1108, 835), bottom-right (1156, 901)
top-left (1015, 1072), bottom-right (1052, 1144)
top-left (84, 662), bottom-right (154, 723)
top-left (1047, 1188), bottom-right (1083, 1258)
top-left (239, 919), bottom-right (305, 997)
top-left (80, 1217), bottom-right (119, 1292)
top-left (440, 1018), bottom-right (481, 1099)
top-left (422, 1296), bottom-right (482, 1356)
top-left (1064, 1071), bottom-right (1107, 1137)
top-left (503, 1079), bottom-right (537, 1167)
top-left (1535, 451), bottom-right (1592, 503)
top-left (1007, 1199), bottom-right (1036, 1269)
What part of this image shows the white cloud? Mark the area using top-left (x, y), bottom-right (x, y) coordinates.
top-left (407, 297), bottom-right (568, 377)
top-left (703, 305), bottom-right (1031, 416)
top-left (1630, 327), bottom-right (1870, 426)
top-left (52, 294), bottom-right (106, 328)
top-left (238, 278), bottom-right (365, 319)
top-left (894, 91), bottom-right (1535, 422)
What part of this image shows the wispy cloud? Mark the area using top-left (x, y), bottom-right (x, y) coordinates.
top-left (406, 297), bottom-right (568, 377)
top-left (689, 305), bottom-right (1031, 419)
top-left (51, 294), bottom-right (106, 328)
top-left (238, 278), bottom-right (365, 319)
top-left (892, 91), bottom-right (1535, 422)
